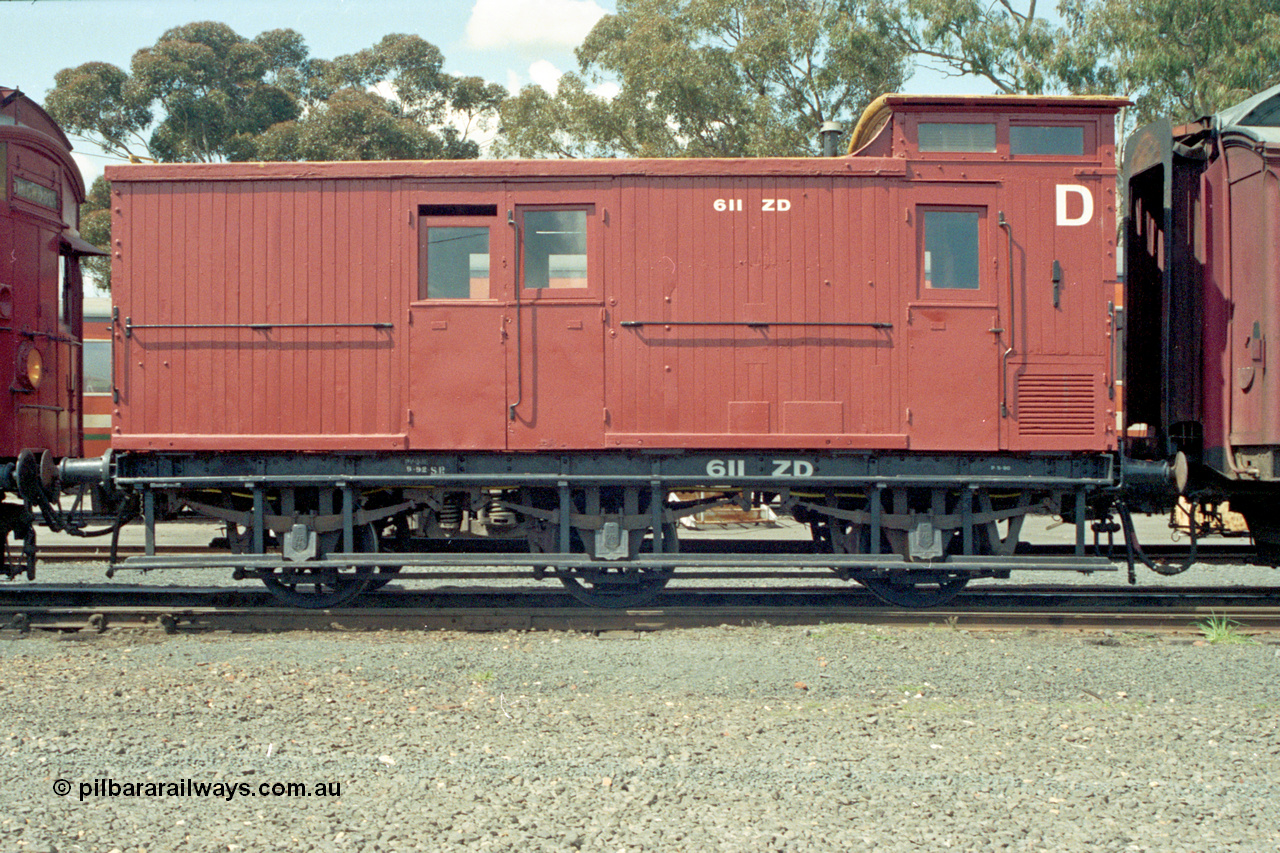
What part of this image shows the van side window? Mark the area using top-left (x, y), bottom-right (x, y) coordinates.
top-left (523, 210), bottom-right (588, 289)
top-left (918, 123), bottom-right (996, 153)
top-left (417, 204), bottom-right (497, 300)
top-left (923, 210), bottom-right (980, 290)
top-left (423, 226), bottom-right (490, 299)
top-left (1010, 125), bottom-right (1085, 155)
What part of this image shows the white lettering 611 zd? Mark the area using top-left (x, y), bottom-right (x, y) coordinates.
top-left (772, 459), bottom-right (814, 477)
top-left (712, 199), bottom-right (791, 212)
top-left (706, 459), bottom-right (745, 477)
top-left (705, 459), bottom-right (815, 477)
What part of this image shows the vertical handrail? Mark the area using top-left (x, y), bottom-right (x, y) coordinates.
top-left (998, 211), bottom-right (1015, 418)
top-left (508, 209), bottom-right (523, 421)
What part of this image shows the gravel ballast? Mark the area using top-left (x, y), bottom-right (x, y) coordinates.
top-left (3, 624), bottom-right (1279, 852)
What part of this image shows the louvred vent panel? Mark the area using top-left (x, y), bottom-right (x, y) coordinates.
top-left (1016, 374), bottom-right (1095, 436)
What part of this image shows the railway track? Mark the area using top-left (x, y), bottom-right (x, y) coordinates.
top-left (3, 584), bottom-right (1279, 635)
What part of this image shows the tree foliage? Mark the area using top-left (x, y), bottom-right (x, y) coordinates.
top-left (79, 177), bottom-right (113, 292)
top-left (260, 33), bottom-right (506, 161)
top-left (870, 0), bottom-right (1280, 125)
top-left (255, 87), bottom-right (478, 161)
top-left (497, 0), bottom-right (910, 158)
top-left (44, 62), bottom-right (154, 162)
top-left (867, 0), bottom-right (1066, 94)
top-left (45, 23), bottom-right (502, 164)
top-left (1058, 0), bottom-right (1280, 125)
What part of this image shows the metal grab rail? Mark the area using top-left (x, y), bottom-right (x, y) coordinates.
top-left (998, 211), bottom-right (1015, 418)
top-left (620, 320), bottom-right (892, 329)
top-left (123, 318), bottom-right (393, 338)
top-left (508, 208), bottom-right (523, 421)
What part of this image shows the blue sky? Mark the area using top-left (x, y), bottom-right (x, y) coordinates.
top-left (2, 0), bottom-right (615, 182)
top-left (3, 0), bottom-right (987, 186)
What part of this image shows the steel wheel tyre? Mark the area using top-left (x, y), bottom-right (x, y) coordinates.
top-left (819, 518), bottom-right (969, 608)
top-left (540, 522), bottom-right (677, 608)
top-left (559, 564), bottom-right (674, 608)
top-left (855, 572), bottom-right (969, 608)
top-left (259, 524), bottom-right (377, 608)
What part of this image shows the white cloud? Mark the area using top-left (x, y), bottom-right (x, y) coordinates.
top-left (466, 0), bottom-right (606, 51)
top-left (505, 61), bottom-right (621, 97)
top-left (528, 60), bottom-right (564, 92)
top-left (590, 80), bottom-right (620, 100)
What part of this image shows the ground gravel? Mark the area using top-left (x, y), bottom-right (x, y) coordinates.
top-left (2, 623), bottom-right (1279, 852)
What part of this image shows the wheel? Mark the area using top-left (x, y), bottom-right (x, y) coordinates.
top-left (559, 563), bottom-right (674, 608)
top-left (533, 521), bottom-right (676, 608)
top-left (814, 493), bottom-right (970, 608)
top-left (1237, 502), bottom-right (1280, 565)
top-left (258, 524), bottom-right (377, 608)
top-left (0, 507), bottom-right (36, 580)
top-left (260, 563), bottom-right (371, 609)
top-left (362, 565), bottom-right (402, 592)
top-left (855, 572), bottom-right (969, 608)
top-left (362, 517), bottom-right (406, 592)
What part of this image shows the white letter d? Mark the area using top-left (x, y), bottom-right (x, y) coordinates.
top-left (1056, 184), bottom-right (1093, 226)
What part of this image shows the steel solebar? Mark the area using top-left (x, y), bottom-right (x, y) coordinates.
top-left (118, 552), bottom-right (1117, 573)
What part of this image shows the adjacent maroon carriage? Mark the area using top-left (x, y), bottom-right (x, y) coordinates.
top-left (1125, 83), bottom-right (1280, 555)
top-left (90, 94), bottom-right (1131, 607)
top-left (0, 87), bottom-right (103, 576)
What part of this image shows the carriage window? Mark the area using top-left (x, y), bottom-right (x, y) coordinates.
top-left (422, 226), bottom-right (490, 299)
top-left (524, 210), bottom-right (588, 289)
top-left (922, 210), bottom-right (980, 290)
top-left (1011, 125), bottom-right (1085, 155)
top-left (918, 123), bottom-right (996, 153)
top-left (14, 175), bottom-right (58, 209)
top-left (59, 255), bottom-right (69, 325)
top-left (83, 340), bottom-right (112, 394)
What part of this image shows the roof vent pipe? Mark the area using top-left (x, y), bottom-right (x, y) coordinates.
top-left (820, 121), bottom-right (843, 157)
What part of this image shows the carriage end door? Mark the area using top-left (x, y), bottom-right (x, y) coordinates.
top-left (905, 189), bottom-right (1004, 451)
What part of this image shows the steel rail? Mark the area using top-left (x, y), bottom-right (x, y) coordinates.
top-left (4, 587), bottom-right (1280, 635)
top-left (5, 604), bottom-right (1280, 636)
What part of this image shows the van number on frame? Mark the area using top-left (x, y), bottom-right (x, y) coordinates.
top-left (713, 199), bottom-right (792, 212)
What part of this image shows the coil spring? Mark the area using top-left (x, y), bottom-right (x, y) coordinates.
top-left (438, 494), bottom-right (464, 530)
top-left (486, 499), bottom-right (516, 528)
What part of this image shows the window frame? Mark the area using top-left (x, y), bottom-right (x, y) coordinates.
top-left (917, 121), bottom-right (997, 154)
top-left (414, 214), bottom-right (499, 303)
top-left (907, 114), bottom-right (1097, 160)
top-left (516, 203), bottom-right (601, 301)
top-left (82, 338), bottom-right (113, 395)
top-left (1007, 120), bottom-right (1095, 158)
top-left (915, 204), bottom-right (992, 303)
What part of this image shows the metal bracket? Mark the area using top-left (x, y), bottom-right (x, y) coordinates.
top-left (282, 524), bottom-right (318, 562)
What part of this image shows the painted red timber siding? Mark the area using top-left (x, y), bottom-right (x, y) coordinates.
top-left (109, 177), bottom-right (408, 451)
top-left (107, 95), bottom-right (1124, 455)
